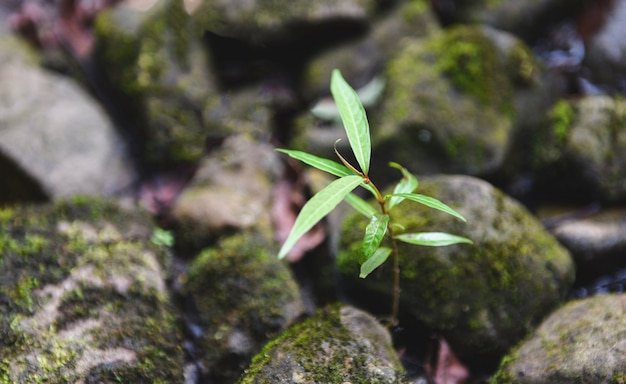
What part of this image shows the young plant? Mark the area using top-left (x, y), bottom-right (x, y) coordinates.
top-left (277, 69), bottom-right (472, 325)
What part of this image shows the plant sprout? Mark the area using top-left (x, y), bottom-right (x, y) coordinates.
top-left (277, 69), bottom-right (472, 325)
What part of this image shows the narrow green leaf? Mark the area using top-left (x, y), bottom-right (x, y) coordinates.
top-left (344, 193), bottom-right (377, 218)
top-left (276, 148), bottom-right (377, 196)
top-left (361, 214), bottom-right (389, 263)
top-left (360, 247), bottom-right (392, 278)
top-left (278, 175), bottom-right (362, 259)
top-left (395, 232), bottom-right (473, 247)
top-left (386, 193), bottom-right (467, 222)
top-left (387, 162), bottom-right (419, 209)
top-left (330, 69), bottom-right (371, 175)
top-left (276, 149), bottom-right (352, 177)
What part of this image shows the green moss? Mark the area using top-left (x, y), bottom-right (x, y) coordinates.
top-left (433, 25), bottom-right (511, 110)
top-left (550, 100), bottom-right (575, 145)
top-left (239, 304), bottom-right (403, 383)
top-left (183, 232), bottom-right (303, 382)
top-left (0, 198), bottom-right (184, 382)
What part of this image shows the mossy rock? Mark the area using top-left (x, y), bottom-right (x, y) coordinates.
top-left (0, 197), bottom-right (184, 383)
top-left (301, 0), bottom-right (439, 100)
top-left (93, 0), bottom-right (214, 165)
top-left (374, 24), bottom-right (547, 178)
top-left (337, 175), bottom-right (575, 361)
top-left (491, 294), bottom-right (626, 384)
top-left (532, 95), bottom-right (626, 202)
top-left (179, 232), bottom-right (304, 383)
top-left (238, 304), bottom-right (405, 383)
top-left (190, 0), bottom-right (376, 45)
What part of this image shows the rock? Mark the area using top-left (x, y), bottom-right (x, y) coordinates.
top-left (491, 294), bottom-right (626, 384)
top-left (93, 0), bottom-right (215, 166)
top-left (189, 0), bottom-right (376, 45)
top-left (337, 175), bottom-right (575, 361)
top-left (431, 0), bottom-right (583, 40)
top-left (0, 198), bottom-right (184, 382)
top-left (0, 35), bottom-right (136, 203)
top-left (583, 0), bottom-right (626, 89)
top-left (178, 233), bottom-right (304, 383)
top-left (237, 304), bottom-right (405, 383)
top-left (169, 133), bottom-right (282, 251)
top-left (301, 0), bottom-right (440, 100)
top-left (532, 95), bottom-right (626, 202)
top-left (374, 25), bottom-right (548, 179)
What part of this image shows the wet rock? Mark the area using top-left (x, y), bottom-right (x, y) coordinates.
top-left (0, 35), bottom-right (136, 204)
top-left (337, 175), bottom-right (575, 361)
top-left (169, 134), bottom-right (282, 251)
top-left (178, 233), bottom-right (304, 383)
top-left (374, 25), bottom-right (548, 179)
top-left (0, 198), bottom-right (184, 382)
top-left (189, 0), bottom-right (376, 45)
top-left (237, 304), bottom-right (405, 383)
top-left (532, 95), bottom-right (626, 202)
top-left (491, 294), bottom-right (626, 384)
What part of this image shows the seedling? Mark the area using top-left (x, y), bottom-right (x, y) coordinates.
top-left (277, 69), bottom-right (472, 325)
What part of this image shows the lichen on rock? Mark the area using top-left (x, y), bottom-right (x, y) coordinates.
top-left (0, 197), bottom-right (184, 383)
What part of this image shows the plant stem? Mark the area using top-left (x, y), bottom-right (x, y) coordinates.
top-left (388, 226), bottom-right (400, 326)
top-left (378, 197), bottom-right (400, 327)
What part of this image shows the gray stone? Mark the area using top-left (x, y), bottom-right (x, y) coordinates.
top-left (0, 36), bottom-right (136, 202)
top-left (189, 0), bottom-right (376, 45)
top-left (169, 133), bottom-right (282, 249)
top-left (491, 294), bottom-right (626, 384)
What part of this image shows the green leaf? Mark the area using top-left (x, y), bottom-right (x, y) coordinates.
top-left (386, 193), bottom-right (467, 222)
top-left (395, 232), bottom-right (473, 246)
top-left (276, 149), bottom-right (352, 177)
top-left (331, 69), bottom-right (371, 175)
top-left (276, 148), bottom-right (377, 196)
top-left (360, 247), bottom-right (392, 278)
top-left (344, 193), bottom-right (377, 218)
top-left (387, 162), bottom-right (419, 209)
top-left (278, 175), bottom-right (363, 259)
top-left (361, 214), bottom-right (389, 263)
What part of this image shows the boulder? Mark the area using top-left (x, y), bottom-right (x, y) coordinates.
top-left (0, 36), bottom-right (136, 203)
top-left (532, 95), bottom-right (626, 202)
top-left (178, 233), bottom-right (304, 383)
top-left (491, 294), bottom-right (626, 384)
top-left (337, 175), bottom-right (575, 361)
top-left (237, 304), bottom-right (405, 383)
top-left (0, 198), bottom-right (184, 382)
top-left (374, 25), bottom-right (548, 179)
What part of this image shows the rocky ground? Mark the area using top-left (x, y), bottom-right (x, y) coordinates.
top-left (1, 0), bottom-right (626, 383)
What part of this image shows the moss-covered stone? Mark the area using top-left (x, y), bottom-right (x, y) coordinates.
top-left (238, 304), bottom-right (405, 383)
top-left (0, 197), bottom-right (184, 383)
top-left (179, 232), bottom-right (304, 383)
top-left (337, 175), bottom-right (574, 361)
top-left (374, 25), bottom-right (547, 178)
top-left (491, 294), bottom-right (626, 384)
top-left (93, 0), bottom-right (213, 166)
top-left (532, 95), bottom-right (626, 202)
